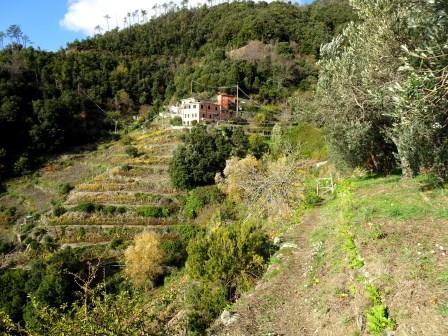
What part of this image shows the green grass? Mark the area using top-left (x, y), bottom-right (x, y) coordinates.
top-left (349, 175), bottom-right (448, 221)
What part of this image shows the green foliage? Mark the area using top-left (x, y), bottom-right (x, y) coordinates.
top-left (248, 134), bottom-right (269, 159)
top-left (52, 205), bottom-right (66, 217)
top-left (169, 126), bottom-right (232, 190)
top-left (75, 202), bottom-right (103, 213)
top-left (23, 292), bottom-right (149, 336)
top-left (303, 186), bottom-right (322, 207)
top-left (116, 206), bottom-right (127, 214)
top-left (363, 285), bottom-right (397, 336)
top-left (317, 0), bottom-right (448, 179)
top-left (170, 116), bottom-right (183, 126)
top-left (366, 304), bottom-right (396, 335)
top-left (0, 310), bottom-right (23, 335)
top-left (0, 269), bottom-right (28, 322)
top-left (366, 284), bottom-right (382, 306)
top-left (185, 281), bottom-right (228, 334)
top-left (110, 238), bottom-right (125, 250)
top-left (343, 235), bottom-right (364, 269)
top-left (183, 185), bottom-right (225, 219)
top-left (0, 239), bottom-right (14, 254)
top-left (124, 145), bottom-right (139, 158)
top-left (187, 221), bottom-right (271, 288)
top-left (185, 220), bottom-right (272, 332)
top-left (59, 183), bottom-right (73, 195)
top-left (230, 127), bottom-right (249, 158)
top-left (283, 123), bottom-right (327, 159)
top-left (135, 206), bottom-right (169, 218)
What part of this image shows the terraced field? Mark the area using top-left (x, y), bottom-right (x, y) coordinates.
top-left (34, 126), bottom-right (183, 246)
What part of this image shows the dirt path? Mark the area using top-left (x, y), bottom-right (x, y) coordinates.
top-left (216, 210), bottom-right (321, 336)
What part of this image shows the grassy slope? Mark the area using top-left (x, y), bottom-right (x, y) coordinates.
top-left (216, 176), bottom-right (448, 335)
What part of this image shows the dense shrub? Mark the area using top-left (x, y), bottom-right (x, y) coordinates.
top-left (183, 185), bottom-right (225, 219)
top-left (185, 221), bottom-right (273, 331)
top-left (59, 183), bottom-right (74, 195)
top-left (0, 269), bottom-right (28, 322)
top-left (116, 206), bottom-right (127, 214)
top-left (170, 116), bottom-right (183, 126)
top-left (0, 240), bottom-right (15, 255)
top-left (53, 206), bottom-right (66, 217)
top-left (169, 126), bottom-right (232, 190)
top-left (75, 202), bottom-right (104, 213)
top-left (185, 281), bottom-right (228, 334)
top-left (110, 238), bottom-right (125, 250)
top-left (135, 206), bottom-right (169, 218)
top-left (248, 134), bottom-right (269, 159)
top-left (125, 146), bottom-right (139, 158)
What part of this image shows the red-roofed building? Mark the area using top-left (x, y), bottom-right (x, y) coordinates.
top-left (176, 94), bottom-right (237, 125)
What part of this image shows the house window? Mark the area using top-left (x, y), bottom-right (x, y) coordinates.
top-left (215, 107), bottom-right (218, 111)
top-left (193, 105), bottom-right (196, 108)
top-left (200, 104), bottom-right (203, 109)
top-left (208, 106), bottom-right (210, 110)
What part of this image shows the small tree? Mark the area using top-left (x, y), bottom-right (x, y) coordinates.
top-left (124, 231), bottom-right (164, 289)
top-left (170, 116), bottom-right (182, 126)
top-left (106, 111), bottom-right (122, 134)
top-left (169, 126), bottom-right (232, 190)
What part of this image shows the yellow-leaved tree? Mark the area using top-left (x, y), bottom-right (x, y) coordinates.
top-left (124, 231), bottom-right (165, 289)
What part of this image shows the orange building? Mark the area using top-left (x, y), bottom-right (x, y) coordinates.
top-left (217, 94), bottom-right (237, 110)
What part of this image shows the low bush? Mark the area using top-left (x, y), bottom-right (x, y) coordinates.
top-left (110, 238), bottom-right (125, 250)
top-left (59, 183), bottom-right (74, 195)
top-left (116, 206), bottom-right (127, 214)
top-left (248, 134), bottom-right (269, 159)
top-left (125, 146), bottom-right (139, 158)
top-left (104, 205), bottom-right (117, 215)
top-left (135, 206), bottom-right (169, 218)
top-left (170, 116), bottom-right (182, 126)
top-left (53, 206), bottom-right (66, 217)
top-left (0, 239), bottom-right (15, 254)
top-left (183, 186), bottom-right (225, 219)
top-left (76, 202), bottom-right (104, 213)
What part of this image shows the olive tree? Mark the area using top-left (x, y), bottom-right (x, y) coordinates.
top-left (316, 0), bottom-right (448, 178)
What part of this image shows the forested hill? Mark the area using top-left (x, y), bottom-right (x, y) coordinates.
top-left (71, 0), bottom-right (352, 57)
top-left (63, 0), bottom-right (354, 103)
top-left (0, 0), bottom-right (353, 182)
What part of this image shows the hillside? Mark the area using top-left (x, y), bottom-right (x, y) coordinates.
top-left (0, 124), bottom-right (183, 265)
top-left (2, 0), bottom-right (448, 335)
top-left (0, 0), bottom-right (354, 182)
top-left (214, 176), bottom-right (448, 335)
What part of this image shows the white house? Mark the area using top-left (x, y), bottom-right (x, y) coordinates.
top-left (180, 98), bottom-right (201, 126)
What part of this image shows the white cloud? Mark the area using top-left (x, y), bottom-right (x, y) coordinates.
top-left (61, 0), bottom-right (227, 36)
top-left (60, 0), bottom-right (296, 36)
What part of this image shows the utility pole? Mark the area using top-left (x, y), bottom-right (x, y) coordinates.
top-left (236, 83), bottom-right (239, 116)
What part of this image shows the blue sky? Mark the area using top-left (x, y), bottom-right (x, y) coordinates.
top-left (0, 0), bottom-right (314, 52)
top-left (0, 1), bottom-right (84, 51)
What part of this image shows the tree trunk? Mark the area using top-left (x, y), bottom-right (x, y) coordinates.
top-left (397, 144), bottom-right (414, 179)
